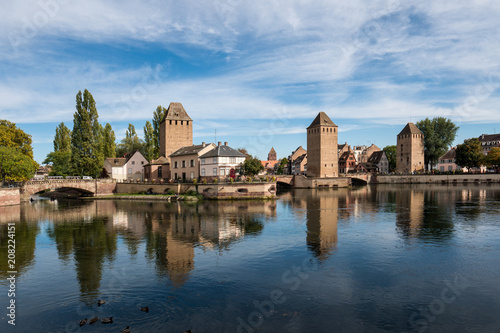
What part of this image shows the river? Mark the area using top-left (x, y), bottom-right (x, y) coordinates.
top-left (1, 184), bottom-right (500, 332)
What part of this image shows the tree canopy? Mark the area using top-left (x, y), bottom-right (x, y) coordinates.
top-left (415, 117), bottom-right (459, 170)
top-left (455, 138), bottom-right (484, 171)
top-left (102, 123), bottom-right (116, 158)
top-left (0, 119), bottom-right (35, 159)
top-left (484, 147), bottom-right (500, 168)
top-left (116, 124), bottom-right (144, 157)
top-left (152, 105), bottom-right (166, 159)
top-left (0, 146), bottom-right (38, 183)
top-left (143, 121), bottom-right (154, 162)
top-left (0, 120), bottom-right (38, 183)
top-left (71, 89), bottom-right (104, 177)
top-left (276, 158), bottom-right (288, 175)
top-left (54, 122), bottom-right (71, 152)
top-left (383, 145), bottom-right (397, 172)
top-left (242, 156), bottom-right (264, 176)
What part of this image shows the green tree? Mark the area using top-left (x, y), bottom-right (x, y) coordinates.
top-left (43, 151), bottom-right (72, 176)
top-left (143, 121), bottom-right (154, 162)
top-left (116, 124), bottom-right (145, 157)
top-left (277, 158), bottom-right (288, 175)
top-left (242, 156), bottom-right (264, 176)
top-left (71, 89), bottom-right (103, 177)
top-left (54, 122), bottom-right (72, 152)
top-left (152, 106), bottom-right (166, 159)
top-left (455, 138), bottom-right (484, 171)
top-left (383, 145), bottom-right (397, 172)
top-left (0, 119), bottom-right (35, 159)
top-left (484, 147), bottom-right (500, 169)
top-left (0, 146), bottom-right (38, 184)
top-left (102, 123), bottom-right (116, 158)
top-left (415, 117), bottom-right (459, 170)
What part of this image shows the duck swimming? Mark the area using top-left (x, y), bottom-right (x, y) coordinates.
top-left (97, 299), bottom-right (106, 306)
top-left (89, 317), bottom-right (98, 325)
top-left (140, 306), bottom-right (149, 313)
top-left (101, 317), bottom-right (113, 324)
top-left (79, 318), bottom-right (87, 326)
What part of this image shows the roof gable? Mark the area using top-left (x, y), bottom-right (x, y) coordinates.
top-left (398, 123), bottom-right (423, 136)
top-left (307, 112), bottom-right (337, 128)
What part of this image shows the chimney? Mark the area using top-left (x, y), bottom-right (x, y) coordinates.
top-left (202, 142), bottom-right (206, 147)
top-left (224, 141), bottom-right (228, 146)
top-left (218, 141), bottom-right (221, 146)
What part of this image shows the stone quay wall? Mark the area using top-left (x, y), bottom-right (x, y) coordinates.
top-left (0, 188), bottom-right (20, 207)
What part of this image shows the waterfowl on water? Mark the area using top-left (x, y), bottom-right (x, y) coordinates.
top-left (182, 330), bottom-right (193, 333)
top-left (89, 317), bottom-right (98, 325)
top-left (79, 318), bottom-right (87, 326)
top-left (101, 317), bottom-right (113, 324)
top-left (122, 326), bottom-right (131, 333)
top-left (139, 306), bottom-right (149, 313)
top-left (97, 299), bottom-right (106, 306)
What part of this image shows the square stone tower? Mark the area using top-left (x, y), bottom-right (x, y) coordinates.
top-left (396, 122), bottom-right (425, 174)
top-left (159, 102), bottom-right (193, 160)
top-left (307, 112), bottom-right (338, 178)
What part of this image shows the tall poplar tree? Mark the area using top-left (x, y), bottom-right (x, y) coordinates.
top-left (71, 89), bottom-right (103, 176)
top-left (152, 105), bottom-right (166, 159)
top-left (54, 122), bottom-right (72, 152)
top-left (115, 124), bottom-right (144, 157)
top-left (44, 122), bottom-right (73, 176)
top-left (143, 121), bottom-right (154, 162)
top-left (102, 123), bottom-right (116, 158)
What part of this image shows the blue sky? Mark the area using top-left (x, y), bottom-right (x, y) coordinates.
top-left (1, 0), bottom-right (500, 163)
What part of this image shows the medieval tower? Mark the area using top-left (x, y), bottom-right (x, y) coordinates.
top-left (159, 102), bottom-right (193, 160)
top-left (268, 147), bottom-right (277, 161)
top-left (396, 122), bottom-right (425, 174)
top-left (307, 112), bottom-right (338, 178)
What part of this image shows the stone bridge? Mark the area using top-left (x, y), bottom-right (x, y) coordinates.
top-left (20, 179), bottom-right (117, 201)
top-left (276, 174), bottom-right (373, 188)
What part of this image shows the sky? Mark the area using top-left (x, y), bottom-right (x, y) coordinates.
top-left (1, 0), bottom-right (500, 163)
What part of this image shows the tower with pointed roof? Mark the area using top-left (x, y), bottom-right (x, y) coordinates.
top-left (307, 112), bottom-right (338, 178)
top-left (268, 147), bottom-right (277, 161)
top-left (396, 122), bottom-right (424, 174)
top-left (159, 102), bottom-right (193, 160)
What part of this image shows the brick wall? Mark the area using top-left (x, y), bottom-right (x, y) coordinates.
top-left (0, 188), bottom-right (21, 206)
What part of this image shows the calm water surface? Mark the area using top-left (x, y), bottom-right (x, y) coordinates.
top-left (1, 184), bottom-right (500, 332)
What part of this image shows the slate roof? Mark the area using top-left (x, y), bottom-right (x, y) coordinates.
top-left (398, 123), bottom-right (423, 136)
top-left (170, 143), bottom-right (215, 157)
top-left (146, 156), bottom-right (170, 166)
top-left (199, 145), bottom-right (247, 158)
top-left (439, 148), bottom-right (456, 161)
top-left (368, 151), bottom-right (385, 164)
top-left (105, 157), bottom-right (127, 167)
top-left (307, 112), bottom-right (337, 128)
top-left (478, 134), bottom-right (500, 142)
top-left (162, 102), bottom-right (192, 122)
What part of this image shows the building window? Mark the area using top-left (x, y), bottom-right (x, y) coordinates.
top-left (132, 161), bottom-right (135, 165)
top-left (230, 157), bottom-right (235, 163)
top-left (201, 158), bottom-right (205, 165)
top-left (181, 121), bottom-right (183, 125)
top-left (213, 168), bottom-right (217, 176)
top-left (170, 120), bottom-right (172, 125)
top-left (201, 168), bottom-right (205, 176)
top-left (174, 161), bottom-right (178, 168)
top-left (158, 166), bottom-right (162, 177)
top-left (190, 171), bottom-right (194, 179)
top-left (175, 120), bottom-right (178, 125)
top-left (174, 173), bottom-right (178, 179)
top-left (213, 157), bottom-right (217, 163)
top-left (128, 168), bottom-right (132, 174)
top-left (187, 121), bottom-right (189, 125)
top-left (220, 169), bottom-right (225, 176)
top-left (190, 159), bottom-right (195, 167)
top-left (141, 161), bottom-right (144, 165)
top-left (182, 160), bottom-right (186, 168)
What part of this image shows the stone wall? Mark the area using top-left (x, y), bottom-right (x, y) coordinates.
top-left (116, 183), bottom-right (196, 194)
top-left (375, 174), bottom-right (500, 184)
top-left (294, 175), bottom-right (350, 188)
top-left (0, 188), bottom-right (20, 206)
